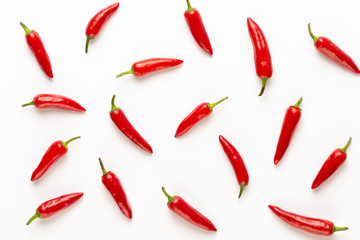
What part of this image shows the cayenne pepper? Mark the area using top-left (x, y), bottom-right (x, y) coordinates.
top-left (175, 97), bottom-right (228, 138)
top-left (116, 58), bottom-right (184, 78)
top-left (311, 137), bottom-right (352, 189)
top-left (98, 158), bottom-right (132, 219)
top-left (184, 0), bottom-right (213, 55)
top-left (31, 136), bottom-right (80, 181)
top-left (247, 18), bottom-right (273, 96)
top-left (22, 94), bottom-right (86, 112)
top-left (20, 22), bottom-right (53, 78)
top-left (161, 187), bottom-right (217, 231)
top-left (219, 135), bottom-right (249, 198)
top-left (274, 97), bottom-right (302, 165)
top-left (308, 23), bottom-right (360, 73)
top-left (110, 95), bottom-right (153, 154)
top-left (26, 192), bottom-right (83, 225)
top-left (85, 2), bottom-right (119, 53)
top-left (268, 205), bottom-right (348, 236)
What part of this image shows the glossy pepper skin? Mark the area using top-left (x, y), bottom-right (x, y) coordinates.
top-left (184, 0), bottom-right (213, 55)
top-left (20, 22), bottom-right (53, 78)
top-left (175, 97), bottom-right (228, 138)
top-left (22, 94), bottom-right (86, 112)
top-left (308, 24), bottom-right (360, 73)
top-left (116, 58), bottom-right (184, 78)
top-left (31, 136), bottom-right (80, 181)
top-left (98, 158), bottom-right (132, 219)
top-left (274, 97), bottom-right (303, 165)
top-left (311, 137), bottom-right (352, 189)
top-left (85, 2), bottom-right (119, 53)
top-left (110, 95), bottom-right (153, 154)
top-left (247, 18), bottom-right (273, 96)
top-left (162, 187), bottom-right (216, 231)
top-left (219, 135), bottom-right (249, 198)
top-left (268, 205), bottom-right (348, 236)
top-left (26, 192), bottom-right (83, 225)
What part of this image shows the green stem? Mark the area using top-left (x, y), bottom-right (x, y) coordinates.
top-left (26, 211), bottom-right (41, 225)
top-left (85, 35), bottom-right (92, 54)
top-left (62, 136), bottom-right (81, 149)
top-left (340, 137), bottom-right (352, 153)
top-left (98, 158), bottom-right (108, 176)
top-left (308, 23), bottom-right (319, 45)
top-left (110, 95), bottom-right (119, 112)
top-left (115, 68), bottom-right (135, 78)
top-left (238, 184), bottom-right (246, 199)
top-left (258, 78), bottom-right (267, 96)
top-left (22, 100), bottom-right (35, 108)
top-left (208, 96), bottom-right (228, 111)
top-left (186, 0), bottom-right (195, 12)
top-left (333, 225), bottom-right (348, 233)
top-left (161, 186), bottom-right (175, 205)
top-left (20, 22), bottom-right (33, 36)
top-left (291, 97), bottom-right (303, 109)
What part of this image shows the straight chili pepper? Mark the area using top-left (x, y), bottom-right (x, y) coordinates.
top-left (175, 97), bottom-right (228, 138)
top-left (184, 0), bottom-right (213, 55)
top-left (161, 187), bottom-right (216, 231)
top-left (31, 136), bottom-right (80, 181)
top-left (268, 205), bottom-right (348, 236)
top-left (247, 18), bottom-right (273, 96)
top-left (26, 192), bottom-right (83, 225)
top-left (116, 58), bottom-right (184, 78)
top-left (308, 23), bottom-right (360, 73)
top-left (219, 135), bottom-right (249, 198)
top-left (22, 94), bottom-right (86, 112)
top-left (311, 137), bottom-right (352, 189)
top-left (98, 158), bottom-right (132, 219)
top-left (20, 22), bottom-right (53, 78)
top-left (274, 97), bottom-right (302, 165)
top-left (110, 95), bottom-right (153, 154)
top-left (85, 2), bottom-right (119, 53)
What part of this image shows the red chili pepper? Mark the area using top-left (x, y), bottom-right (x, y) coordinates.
top-left (22, 94), bottom-right (86, 112)
top-left (184, 0), bottom-right (213, 55)
top-left (161, 187), bottom-right (216, 231)
top-left (26, 192), bottom-right (83, 225)
top-left (110, 95), bottom-right (153, 154)
top-left (31, 136), bottom-right (80, 181)
top-left (308, 23), bottom-right (360, 73)
top-left (116, 58), bottom-right (184, 78)
top-left (247, 18), bottom-right (273, 96)
top-left (219, 135), bottom-right (249, 198)
top-left (268, 205), bottom-right (348, 236)
top-left (85, 2), bottom-right (119, 53)
top-left (175, 96), bottom-right (228, 138)
top-left (311, 137), bottom-right (351, 189)
top-left (20, 22), bottom-right (53, 78)
top-left (98, 158), bottom-right (132, 219)
top-left (274, 97), bottom-right (303, 165)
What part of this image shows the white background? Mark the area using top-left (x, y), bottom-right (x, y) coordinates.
top-left (1, 0), bottom-right (360, 239)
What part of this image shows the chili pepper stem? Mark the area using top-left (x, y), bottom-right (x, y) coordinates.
top-left (26, 211), bottom-right (41, 225)
top-left (161, 186), bottom-right (175, 205)
top-left (22, 100), bottom-right (35, 107)
top-left (340, 137), bottom-right (352, 153)
top-left (208, 96), bottom-right (228, 111)
top-left (62, 136), bottom-right (81, 149)
top-left (333, 225), bottom-right (349, 233)
top-left (110, 95), bottom-right (120, 112)
top-left (291, 97), bottom-right (303, 109)
top-left (308, 23), bottom-right (319, 45)
top-left (115, 68), bottom-right (135, 78)
top-left (85, 35), bottom-right (92, 54)
top-left (258, 78), bottom-right (267, 96)
top-left (186, 0), bottom-right (195, 12)
top-left (20, 22), bottom-right (32, 36)
top-left (98, 158), bottom-right (108, 176)
top-left (238, 185), bottom-right (246, 198)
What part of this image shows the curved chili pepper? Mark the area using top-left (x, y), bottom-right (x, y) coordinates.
top-left (22, 94), bottom-right (86, 112)
top-left (247, 18), bottom-right (273, 96)
top-left (308, 23), bottom-right (360, 73)
top-left (184, 0), bottom-right (213, 55)
top-left (274, 97), bottom-right (302, 165)
top-left (219, 135), bottom-right (249, 198)
top-left (20, 22), bottom-right (53, 78)
top-left (26, 192), bottom-right (83, 225)
top-left (98, 158), bottom-right (132, 219)
top-left (268, 205), bottom-right (348, 236)
top-left (116, 58), bottom-right (184, 78)
top-left (161, 187), bottom-right (216, 231)
top-left (85, 2), bottom-right (119, 53)
top-left (175, 96), bottom-right (228, 138)
top-left (110, 95), bottom-right (153, 154)
top-left (311, 137), bottom-right (351, 189)
top-left (31, 136), bottom-right (80, 181)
